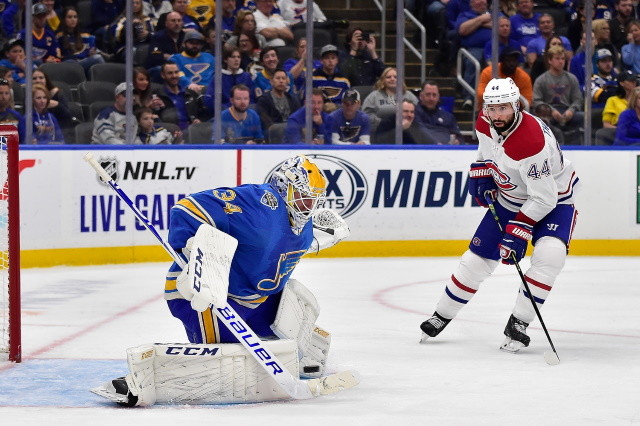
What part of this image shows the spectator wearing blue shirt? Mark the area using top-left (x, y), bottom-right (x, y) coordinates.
top-left (158, 60), bottom-right (201, 130)
top-left (614, 86), bottom-right (640, 145)
top-left (484, 15), bottom-right (522, 63)
top-left (455, 0), bottom-right (492, 108)
top-left (284, 88), bottom-right (331, 144)
top-left (328, 89), bottom-right (371, 145)
top-left (31, 84), bottom-right (65, 144)
top-left (18, 3), bottom-right (61, 64)
top-left (169, 30), bottom-right (216, 92)
top-left (509, 0), bottom-right (540, 52)
top-left (204, 46), bottom-right (254, 115)
top-left (621, 20), bottom-right (640, 74)
top-left (525, 14), bottom-right (573, 69)
top-left (216, 84), bottom-right (264, 144)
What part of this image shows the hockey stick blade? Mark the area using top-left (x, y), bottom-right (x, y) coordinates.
top-left (544, 350), bottom-right (560, 366)
top-left (305, 370), bottom-right (360, 397)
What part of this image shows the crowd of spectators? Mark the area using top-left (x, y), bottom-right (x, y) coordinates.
top-left (3, 0), bottom-right (640, 145)
top-left (0, 0), bottom-right (464, 145)
top-left (410, 0), bottom-right (640, 145)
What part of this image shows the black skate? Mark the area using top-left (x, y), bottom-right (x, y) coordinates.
top-left (500, 314), bottom-right (530, 353)
top-left (419, 312), bottom-right (451, 343)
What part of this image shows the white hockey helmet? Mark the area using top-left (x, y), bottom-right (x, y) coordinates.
top-left (269, 155), bottom-right (327, 235)
top-left (482, 77), bottom-right (521, 114)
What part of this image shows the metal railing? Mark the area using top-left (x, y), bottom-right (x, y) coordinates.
top-left (456, 48), bottom-right (480, 137)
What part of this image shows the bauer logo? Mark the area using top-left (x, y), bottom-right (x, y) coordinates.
top-left (265, 154), bottom-right (368, 218)
top-left (97, 157), bottom-right (118, 186)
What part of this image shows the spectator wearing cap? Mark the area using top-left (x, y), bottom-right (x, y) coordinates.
top-left (17, 3), bottom-right (61, 64)
top-left (621, 20), bottom-right (640, 74)
top-left (0, 78), bottom-right (25, 144)
top-left (361, 67), bottom-right (418, 121)
top-left (590, 48), bottom-right (618, 107)
top-left (596, 70), bottom-right (639, 145)
top-left (476, 47), bottom-right (533, 109)
top-left (255, 68), bottom-right (301, 139)
top-left (253, 0), bottom-right (294, 47)
top-left (312, 44), bottom-right (351, 105)
top-left (92, 82), bottom-right (135, 145)
top-left (414, 80), bottom-right (463, 145)
top-left (169, 30), bottom-right (215, 93)
top-left (0, 39), bottom-right (36, 85)
top-left (483, 16), bottom-right (522, 63)
top-left (284, 88), bottom-right (332, 144)
top-left (614, 86), bottom-right (640, 145)
top-left (327, 89), bottom-right (371, 144)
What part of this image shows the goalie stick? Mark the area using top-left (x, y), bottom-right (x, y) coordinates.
top-left (83, 152), bottom-right (359, 399)
top-left (485, 193), bottom-right (560, 366)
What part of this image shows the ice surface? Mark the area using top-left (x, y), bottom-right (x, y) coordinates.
top-left (1, 257), bottom-right (639, 424)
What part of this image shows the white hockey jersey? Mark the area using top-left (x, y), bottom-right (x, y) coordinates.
top-left (475, 110), bottom-right (579, 223)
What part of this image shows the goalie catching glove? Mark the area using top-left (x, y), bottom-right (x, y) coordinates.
top-left (308, 208), bottom-right (350, 253)
top-left (176, 224), bottom-right (238, 312)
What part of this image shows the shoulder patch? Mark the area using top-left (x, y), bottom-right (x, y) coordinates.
top-left (260, 190), bottom-right (278, 210)
top-left (502, 113), bottom-right (545, 161)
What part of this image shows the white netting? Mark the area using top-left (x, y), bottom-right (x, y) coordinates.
top-left (0, 135), bottom-right (8, 356)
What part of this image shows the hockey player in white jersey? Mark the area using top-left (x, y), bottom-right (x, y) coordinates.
top-left (419, 77), bottom-right (579, 352)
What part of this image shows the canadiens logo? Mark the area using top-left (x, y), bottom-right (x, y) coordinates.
top-left (260, 190), bottom-right (278, 210)
top-left (485, 160), bottom-right (516, 191)
top-left (97, 157), bottom-right (118, 185)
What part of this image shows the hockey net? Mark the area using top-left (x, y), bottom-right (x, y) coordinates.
top-left (0, 125), bottom-right (20, 362)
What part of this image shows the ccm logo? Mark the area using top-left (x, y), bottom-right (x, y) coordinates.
top-left (192, 247), bottom-right (204, 292)
top-left (165, 346), bottom-right (220, 356)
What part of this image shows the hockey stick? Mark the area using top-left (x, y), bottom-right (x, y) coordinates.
top-left (84, 153), bottom-right (359, 398)
top-left (484, 194), bottom-right (560, 366)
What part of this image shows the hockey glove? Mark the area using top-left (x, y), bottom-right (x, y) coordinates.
top-left (499, 220), bottom-right (533, 264)
top-left (468, 162), bottom-right (497, 207)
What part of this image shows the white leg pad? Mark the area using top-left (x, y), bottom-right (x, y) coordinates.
top-left (270, 279), bottom-right (330, 378)
top-left (124, 344), bottom-right (157, 406)
top-left (94, 340), bottom-right (300, 406)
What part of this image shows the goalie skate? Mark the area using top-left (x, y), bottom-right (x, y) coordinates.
top-left (500, 314), bottom-right (530, 353)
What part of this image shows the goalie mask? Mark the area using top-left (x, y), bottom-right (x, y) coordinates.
top-left (269, 155), bottom-right (327, 235)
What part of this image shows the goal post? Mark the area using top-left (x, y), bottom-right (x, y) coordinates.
top-left (0, 124), bottom-right (21, 362)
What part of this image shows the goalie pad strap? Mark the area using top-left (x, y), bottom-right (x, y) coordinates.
top-left (124, 340), bottom-right (299, 405)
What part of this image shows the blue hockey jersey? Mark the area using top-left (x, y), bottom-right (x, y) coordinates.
top-left (165, 183), bottom-right (313, 307)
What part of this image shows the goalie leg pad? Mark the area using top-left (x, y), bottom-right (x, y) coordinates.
top-left (270, 279), bottom-right (330, 378)
top-left (92, 340), bottom-right (300, 406)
